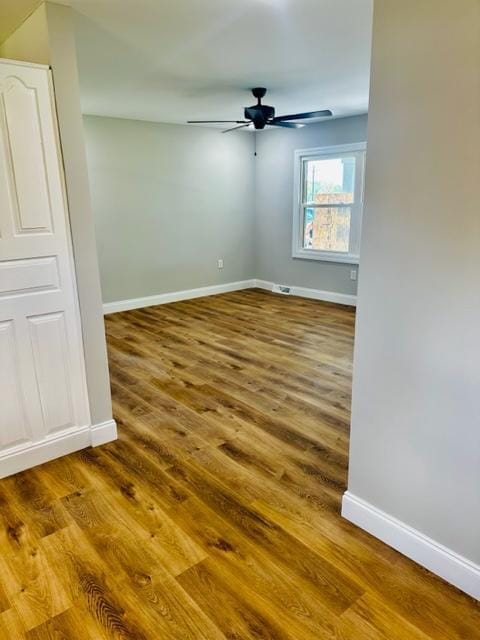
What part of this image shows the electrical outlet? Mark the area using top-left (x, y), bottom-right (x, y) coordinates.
top-left (350, 269), bottom-right (357, 281)
top-left (217, 258), bottom-right (224, 269)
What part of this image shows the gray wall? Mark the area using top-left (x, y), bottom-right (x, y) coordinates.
top-left (1, 3), bottom-right (114, 427)
top-left (347, 0), bottom-right (480, 563)
top-left (84, 116), bottom-right (256, 303)
top-left (255, 115), bottom-right (367, 294)
top-left (85, 114), bottom-right (366, 303)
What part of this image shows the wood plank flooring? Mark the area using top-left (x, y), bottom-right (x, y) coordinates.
top-left (0, 289), bottom-right (479, 639)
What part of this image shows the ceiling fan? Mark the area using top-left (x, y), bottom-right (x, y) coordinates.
top-left (188, 87), bottom-right (333, 133)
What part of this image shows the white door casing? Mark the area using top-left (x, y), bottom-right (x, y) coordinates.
top-left (0, 59), bottom-right (91, 476)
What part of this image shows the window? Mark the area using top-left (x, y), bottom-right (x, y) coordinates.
top-left (292, 143), bottom-right (366, 263)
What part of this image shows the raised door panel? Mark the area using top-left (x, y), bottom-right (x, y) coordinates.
top-left (0, 320), bottom-right (31, 450)
top-left (0, 77), bottom-right (53, 235)
top-left (28, 311), bottom-right (75, 435)
top-left (0, 256), bottom-right (60, 298)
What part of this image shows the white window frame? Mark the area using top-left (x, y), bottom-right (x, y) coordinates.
top-left (292, 142), bottom-right (367, 264)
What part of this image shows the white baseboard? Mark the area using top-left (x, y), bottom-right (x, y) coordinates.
top-left (0, 419), bottom-right (118, 479)
top-left (103, 279), bottom-right (256, 314)
top-left (342, 491), bottom-right (480, 601)
top-left (91, 419), bottom-right (118, 447)
top-left (103, 278), bottom-right (356, 314)
top-left (254, 279), bottom-right (357, 307)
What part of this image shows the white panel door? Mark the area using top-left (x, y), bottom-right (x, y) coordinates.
top-left (0, 60), bottom-right (90, 467)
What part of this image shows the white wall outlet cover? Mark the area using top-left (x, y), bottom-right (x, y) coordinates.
top-left (350, 269), bottom-right (357, 281)
top-left (217, 259), bottom-right (224, 269)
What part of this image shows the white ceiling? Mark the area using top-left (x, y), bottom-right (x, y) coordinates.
top-left (67, 0), bottom-right (373, 127)
top-left (2, 0), bottom-right (374, 127)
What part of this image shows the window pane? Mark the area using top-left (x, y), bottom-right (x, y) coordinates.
top-left (303, 206), bottom-right (351, 253)
top-left (304, 157), bottom-right (355, 204)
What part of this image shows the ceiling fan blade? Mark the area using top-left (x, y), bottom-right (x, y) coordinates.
top-left (268, 121), bottom-right (305, 129)
top-left (222, 123), bottom-right (252, 133)
top-left (188, 120), bottom-right (248, 124)
top-left (272, 109), bottom-right (333, 122)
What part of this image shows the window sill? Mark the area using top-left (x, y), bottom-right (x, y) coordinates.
top-left (292, 249), bottom-right (360, 265)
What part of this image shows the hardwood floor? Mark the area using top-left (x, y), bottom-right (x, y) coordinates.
top-left (0, 289), bottom-right (479, 639)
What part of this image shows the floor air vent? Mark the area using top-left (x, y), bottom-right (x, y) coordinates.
top-left (272, 284), bottom-right (291, 295)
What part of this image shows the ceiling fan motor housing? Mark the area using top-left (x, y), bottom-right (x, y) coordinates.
top-left (244, 104), bottom-right (275, 129)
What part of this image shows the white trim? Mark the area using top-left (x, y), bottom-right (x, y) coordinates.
top-left (0, 58), bottom-right (50, 70)
top-left (292, 142), bottom-right (366, 265)
top-left (294, 142), bottom-right (368, 157)
top-left (103, 279), bottom-right (356, 314)
top-left (91, 419), bottom-right (118, 447)
top-left (342, 492), bottom-right (480, 601)
top-left (103, 280), bottom-right (256, 314)
top-left (254, 279), bottom-right (357, 307)
top-left (292, 250), bottom-right (360, 265)
top-left (0, 420), bottom-right (118, 479)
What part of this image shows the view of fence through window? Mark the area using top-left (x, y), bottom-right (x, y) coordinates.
top-left (303, 156), bottom-right (356, 253)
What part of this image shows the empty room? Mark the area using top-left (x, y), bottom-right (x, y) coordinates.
top-left (0, 1), bottom-right (479, 638)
